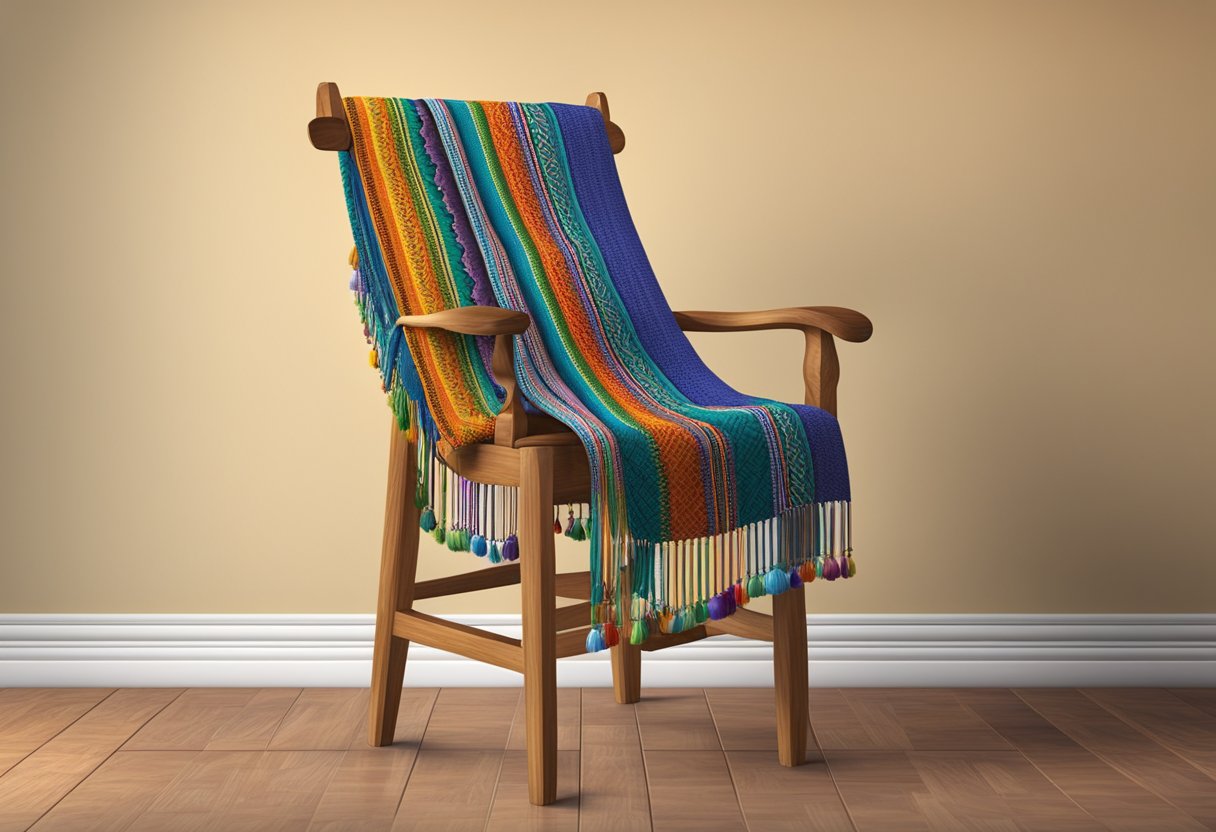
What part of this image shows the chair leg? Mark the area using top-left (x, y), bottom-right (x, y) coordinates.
top-left (368, 421), bottom-right (421, 747)
top-left (519, 446), bottom-right (558, 805)
top-left (772, 585), bottom-right (809, 766)
top-left (610, 643), bottom-right (641, 704)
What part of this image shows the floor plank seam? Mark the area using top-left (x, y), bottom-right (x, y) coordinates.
top-left (387, 687), bottom-right (441, 826)
top-left (955, 697), bottom-right (1113, 832)
top-left (1078, 688), bottom-right (1216, 784)
top-left (632, 697), bottom-right (656, 832)
top-left (809, 693), bottom-right (862, 832)
top-left (260, 687), bottom-right (306, 750)
top-left (814, 743), bottom-right (862, 831)
top-left (28, 688), bottom-right (187, 832)
top-left (703, 690), bottom-right (758, 832)
top-left (1012, 689), bottom-right (1215, 824)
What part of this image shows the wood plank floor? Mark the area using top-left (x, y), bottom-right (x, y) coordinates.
top-left (0, 688), bottom-right (1213, 831)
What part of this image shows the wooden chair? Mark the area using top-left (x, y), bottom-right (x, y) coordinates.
top-left (309, 82), bottom-right (873, 805)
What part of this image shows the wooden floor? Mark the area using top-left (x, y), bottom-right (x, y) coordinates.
top-left (1, 688), bottom-right (1215, 831)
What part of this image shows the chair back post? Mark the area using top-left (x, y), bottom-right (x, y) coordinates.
top-left (310, 81), bottom-right (351, 150)
top-left (584, 92), bottom-right (627, 153)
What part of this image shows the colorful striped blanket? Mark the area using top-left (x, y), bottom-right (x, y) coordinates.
top-left (339, 97), bottom-right (854, 650)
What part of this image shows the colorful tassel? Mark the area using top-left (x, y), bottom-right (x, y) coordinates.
top-left (603, 621), bottom-right (620, 647)
top-left (747, 573), bottom-right (766, 598)
top-left (815, 557), bottom-right (825, 578)
top-left (847, 553), bottom-right (857, 577)
top-left (488, 542), bottom-right (502, 564)
top-left (629, 618), bottom-right (649, 645)
top-left (788, 567), bottom-right (803, 590)
top-left (707, 592), bottom-right (728, 620)
top-left (824, 555), bottom-right (840, 581)
top-left (799, 561), bottom-right (816, 583)
top-left (501, 534), bottom-right (519, 562)
top-left (419, 508), bottom-right (437, 532)
top-left (764, 567), bottom-right (790, 595)
top-left (734, 582), bottom-right (749, 607)
top-left (470, 534), bottom-right (487, 557)
top-left (585, 626), bottom-right (606, 653)
top-left (433, 527), bottom-right (445, 544)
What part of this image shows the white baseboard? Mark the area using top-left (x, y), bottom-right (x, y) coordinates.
top-left (1, 614), bottom-right (1212, 688)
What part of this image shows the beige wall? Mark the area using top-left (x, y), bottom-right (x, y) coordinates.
top-left (1, 0), bottom-right (1213, 615)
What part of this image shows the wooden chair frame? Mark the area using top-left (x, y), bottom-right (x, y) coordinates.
top-left (310, 82), bottom-right (873, 805)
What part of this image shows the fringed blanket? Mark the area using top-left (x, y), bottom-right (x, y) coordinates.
top-left (338, 97), bottom-right (854, 651)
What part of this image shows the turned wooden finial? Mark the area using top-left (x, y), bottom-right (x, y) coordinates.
top-left (585, 91), bottom-right (626, 154)
top-left (309, 81), bottom-right (352, 151)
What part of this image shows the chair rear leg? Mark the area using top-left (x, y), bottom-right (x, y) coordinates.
top-left (772, 586), bottom-right (809, 765)
top-left (610, 643), bottom-right (641, 705)
top-left (519, 446), bottom-right (558, 805)
top-left (368, 421), bottom-right (421, 747)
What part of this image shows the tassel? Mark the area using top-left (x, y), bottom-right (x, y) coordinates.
top-left (603, 621), bottom-right (620, 647)
top-left (501, 534), bottom-right (519, 562)
top-left (488, 542), bottom-right (503, 564)
top-left (433, 527), bottom-right (445, 544)
top-left (836, 554), bottom-right (849, 579)
top-left (694, 600), bottom-right (709, 624)
top-left (553, 519), bottom-right (562, 534)
top-left (419, 508), bottom-right (437, 532)
top-left (815, 557), bottom-right (825, 578)
top-left (799, 561), bottom-right (816, 583)
top-left (659, 611), bottom-right (675, 634)
top-left (707, 592), bottom-right (728, 620)
top-left (585, 626), bottom-right (606, 653)
top-left (369, 348), bottom-right (378, 368)
top-left (788, 567), bottom-right (803, 590)
top-left (446, 530), bottom-right (460, 552)
top-left (413, 489), bottom-right (426, 510)
top-left (470, 534), bottom-right (487, 557)
top-left (734, 582), bottom-right (749, 607)
top-left (564, 510), bottom-right (575, 537)
top-left (824, 555), bottom-right (840, 581)
top-left (847, 553), bottom-right (857, 577)
top-left (747, 573), bottom-right (766, 598)
top-left (764, 567), bottom-right (790, 596)
top-left (629, 618), bottom-right (649, 645)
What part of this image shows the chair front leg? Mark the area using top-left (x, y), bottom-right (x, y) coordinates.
top-left (368, 421), bottom-right (421, 747)
top-left (772, 586), bottom-right (809, 765)
top-left (520, 446), bottom-right (558, 805)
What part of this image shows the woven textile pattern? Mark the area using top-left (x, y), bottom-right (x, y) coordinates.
top-left (339, 97), bottom-right (855, 647)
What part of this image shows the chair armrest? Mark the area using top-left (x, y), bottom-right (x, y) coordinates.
top-left (396, 307), bottom-right (530, 336)
top-left (673, 306), bottom-right (872, 416)
top-left (396, 307), bottom-right (530, 446)
top-left (672, 306), bottom-right (872, 343)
